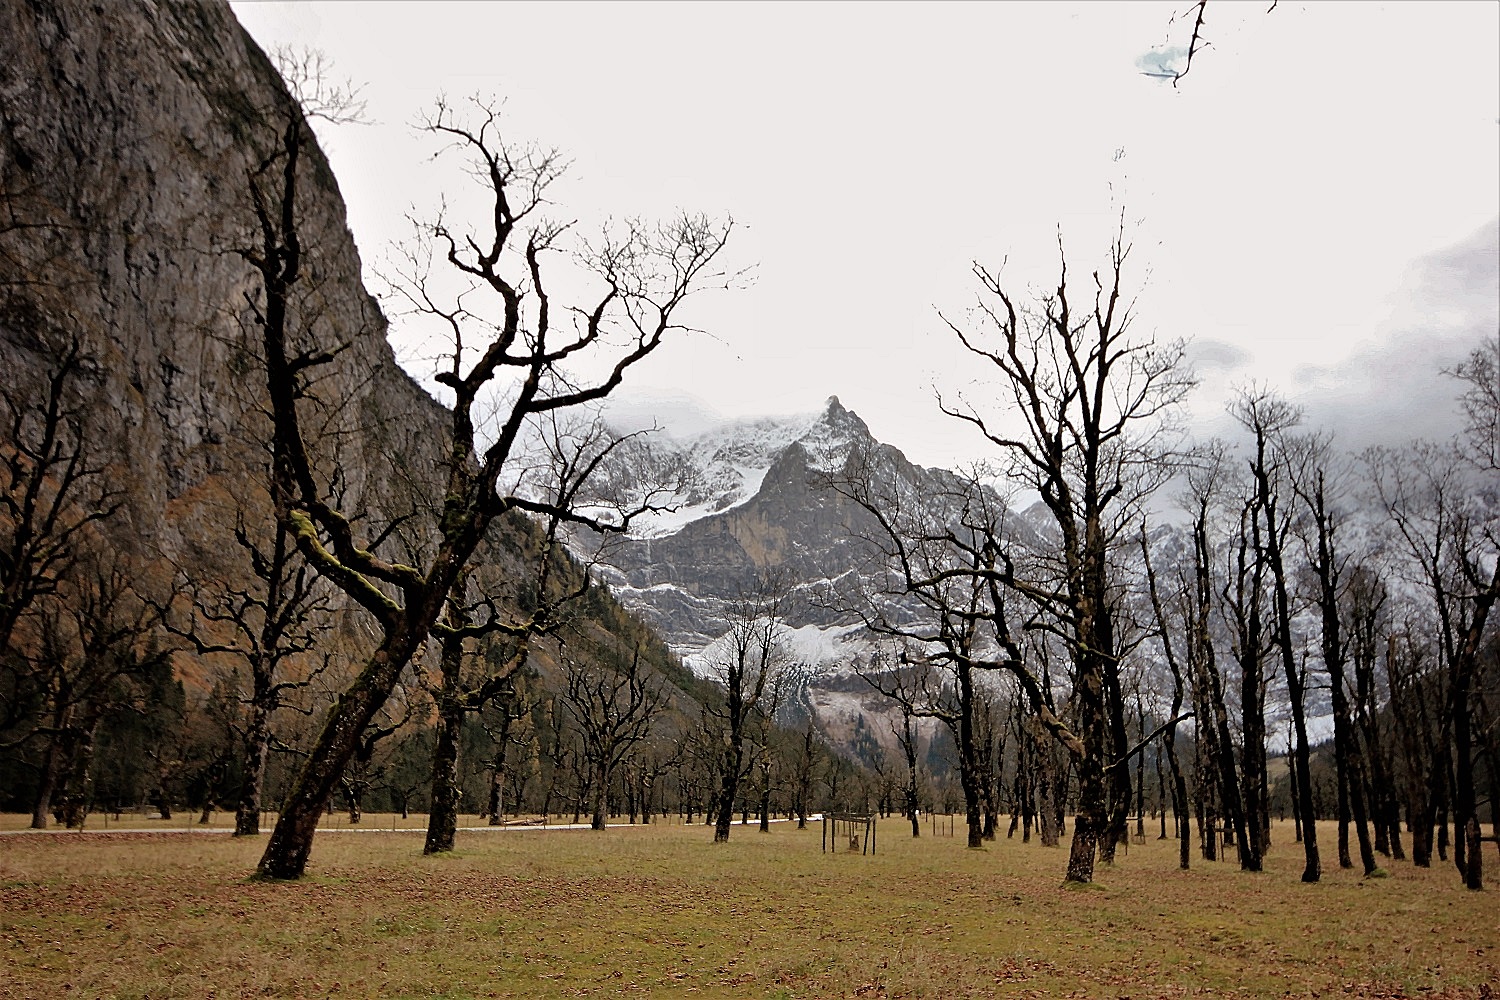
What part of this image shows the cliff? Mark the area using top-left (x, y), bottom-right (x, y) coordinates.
top-left (1, 0), bottom-right (444, 581)
top-left (0, 1), bottom-right (699, 700)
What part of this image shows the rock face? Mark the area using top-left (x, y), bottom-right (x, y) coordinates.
top-left (599, 398), bottom-right (882, 646)
top-left (1, 0), bottom-right (442, 592)
top-left (1, 1), bottom-right (695, 708)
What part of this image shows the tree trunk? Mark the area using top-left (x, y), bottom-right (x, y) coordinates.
top-left (1067, 753), bottom-right (1105, 883)
top-left (60, 723), bottom-right (97, 830)
top-left (346, 780), bottom-right (364, 824)
top-left (1337, 764), bottom-right (1353, 868)
top-left (1067, 668), bottom-right (1108, 882)
top-left (487, 768), bottom-right (503, 826)
top-left (591, 760), bottom-right (608, 831)
top-left (424, 691), bottom-right (464, 852)
top-left (31, 737), bottom-right (63, 830)
top-left (258, 631), bottom-right (416, 879)
top-left (235, 697), bottom-right (271, 836)
top-left (713, 743), bottom-right (740, 843)
top-left (1036, 748), bottom-right (1061, 848)
top-left (758, 762), bottom-right (771, 833)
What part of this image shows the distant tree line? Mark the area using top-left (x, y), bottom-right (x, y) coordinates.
top-left (831, 219), bottom-right (1498, 889)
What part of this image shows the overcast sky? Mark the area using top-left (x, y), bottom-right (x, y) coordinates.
top-left (230, 1), bottom-right (1499, 469)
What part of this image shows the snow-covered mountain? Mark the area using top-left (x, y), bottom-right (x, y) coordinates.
top-left (593, 396), bottom-right (890, 651)
top-left (578, 396), bottom-right (967, 749)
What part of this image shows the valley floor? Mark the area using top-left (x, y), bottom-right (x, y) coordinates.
top-left (1, 816), bottom-right (1494, 999)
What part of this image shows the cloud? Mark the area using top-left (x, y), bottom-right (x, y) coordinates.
top-left (1291, 220), bottom-right (1499, 451)
top-left (1186, 338), bottom-right (1252, 372)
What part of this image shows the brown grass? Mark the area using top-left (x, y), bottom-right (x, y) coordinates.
top-left (1, 816), bottom-right (1495, 999)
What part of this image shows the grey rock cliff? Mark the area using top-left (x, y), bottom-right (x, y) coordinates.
top-left (1, 1), bottom-right (441, 581)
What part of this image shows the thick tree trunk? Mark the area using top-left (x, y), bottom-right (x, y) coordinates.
top-left (60, 723), bottom-right (97, 830)
top-left (487, 767), bottom-right (503, 826)
top-left (1067, 651), bottom-right (1109, 882)
top-left (1067, 753), bottom-right (1106, 883)
top-left (713, 743), bottom-right (741, 843)
top-left (425, 689), bottom-right (465, 852)
top-left (1463, 816), bottom-right (1484, 891)
top-left (259, 635), bottom-right (414, 879)
top-left (31, 738), bottom-right (63, 830)
top-left (1337, 763), bottom-right (1352, 868)
top-left (591, 761), bottom-right (608, 831)
top-left (1036, 751), bottom-right (1061, 848)
top-left (235, 698), bottom-right (271, 836)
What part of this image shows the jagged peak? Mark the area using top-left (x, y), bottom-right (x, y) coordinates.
top-left (811, 393), bottom-right (870, 437)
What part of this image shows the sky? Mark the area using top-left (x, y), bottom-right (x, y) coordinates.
top-left (230, 1), bottom-right (1500, 470)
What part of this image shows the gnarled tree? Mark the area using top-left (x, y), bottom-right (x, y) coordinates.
top-left (242, 90), bottom-right (732, 878)
top-left (860, 222), bottom-right (1190, 882)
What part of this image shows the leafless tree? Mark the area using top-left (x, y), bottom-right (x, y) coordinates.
top-left (890, 693), bottom-right (924, 838)
top-left (925, 222), bottom-right (1191, 881)
top-left (1139, 525), bottom-right (1192, 870)
top-left (1286, 433), bottom-right (1382, 876)
top-left (1227, 389), bottom-right (1321, 880)
top-left (165, 514), bottom-right (332, 836)
top-left (1367, 342), bottom-right (1500, 891)
top-left (791, 719), bottom-right (822, 830)
top-left (480, 678), bottom-right (534, 825)
top-left (706, 577), bottom-right (790, 843)
top-left (0, 338), bottom-right (121, 662)
top-left (562, 645), bottom-right (665, 831)
top-left (15, 548), bottom-right (172, 828)
top-left (241, 89), bottom-right (733, 877)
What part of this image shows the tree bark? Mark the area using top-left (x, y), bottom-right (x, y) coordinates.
top-left (235, 693), bottom-right (271, 836)
top-left (259, 636), bottom-right (415, 878)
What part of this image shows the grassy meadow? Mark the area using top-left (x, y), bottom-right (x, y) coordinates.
top-left (1, 814), bottom-right (1495, 999)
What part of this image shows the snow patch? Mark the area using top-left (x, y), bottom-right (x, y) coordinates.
top-left (682, 621), bottom-right (871, 679)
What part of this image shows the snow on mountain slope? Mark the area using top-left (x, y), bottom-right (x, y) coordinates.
top-left (606, 396), bottom-right (869, 540)
top-left (681, 621), bottom-right (872, 679)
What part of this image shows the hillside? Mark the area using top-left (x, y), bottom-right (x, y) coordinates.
top-left (0, 0), bottom-right (689, 701)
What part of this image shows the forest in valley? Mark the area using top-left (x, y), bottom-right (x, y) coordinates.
top-left (1, 0), bottom-right (1497, 911)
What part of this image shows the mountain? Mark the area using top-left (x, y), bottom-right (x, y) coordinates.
top-left (0, 0), bottom-right (692, 700)
top-left (591, 395), bottom-right (1019, 751)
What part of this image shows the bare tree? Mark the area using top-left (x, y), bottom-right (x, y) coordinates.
top-left (891, 693), bottom-right (924, 838)
top-left (831, 452), bottom-right (1079, 851)
top-left (16, 548), bottom-right (172, 828)
top-left (930, 223), bottom-right (1192, 882)
top-left (706, 578), bottom-right (789, 843)
top-left (241, 89), bottom-right (733, 877)
top-left (1228, 389), bottom-right (1321, 880)
top-left (165, 514), bottom-right (331, 836)
top-left (751, 662), bottom-right (798, 832)
top-left (1367, 340), bottom-right (1500, 890)
top-left (480, 679), bottom-right (534, 825)
top-left (1287, 435), bottom-right (1381, 876)
top-left (1140, 525), bottom-right (1192, 870)
top-left (562, 645), bottom-right (665, 831)
top-left (340, 700), bottom-right (411, 825)
top-left (791, 719), bottom-right (822, 830)
top-left (0, 338), bottom-right (121, 662)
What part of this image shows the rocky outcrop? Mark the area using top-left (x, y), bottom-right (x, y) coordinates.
top-left (1, 0), bottom-right (442, 593)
